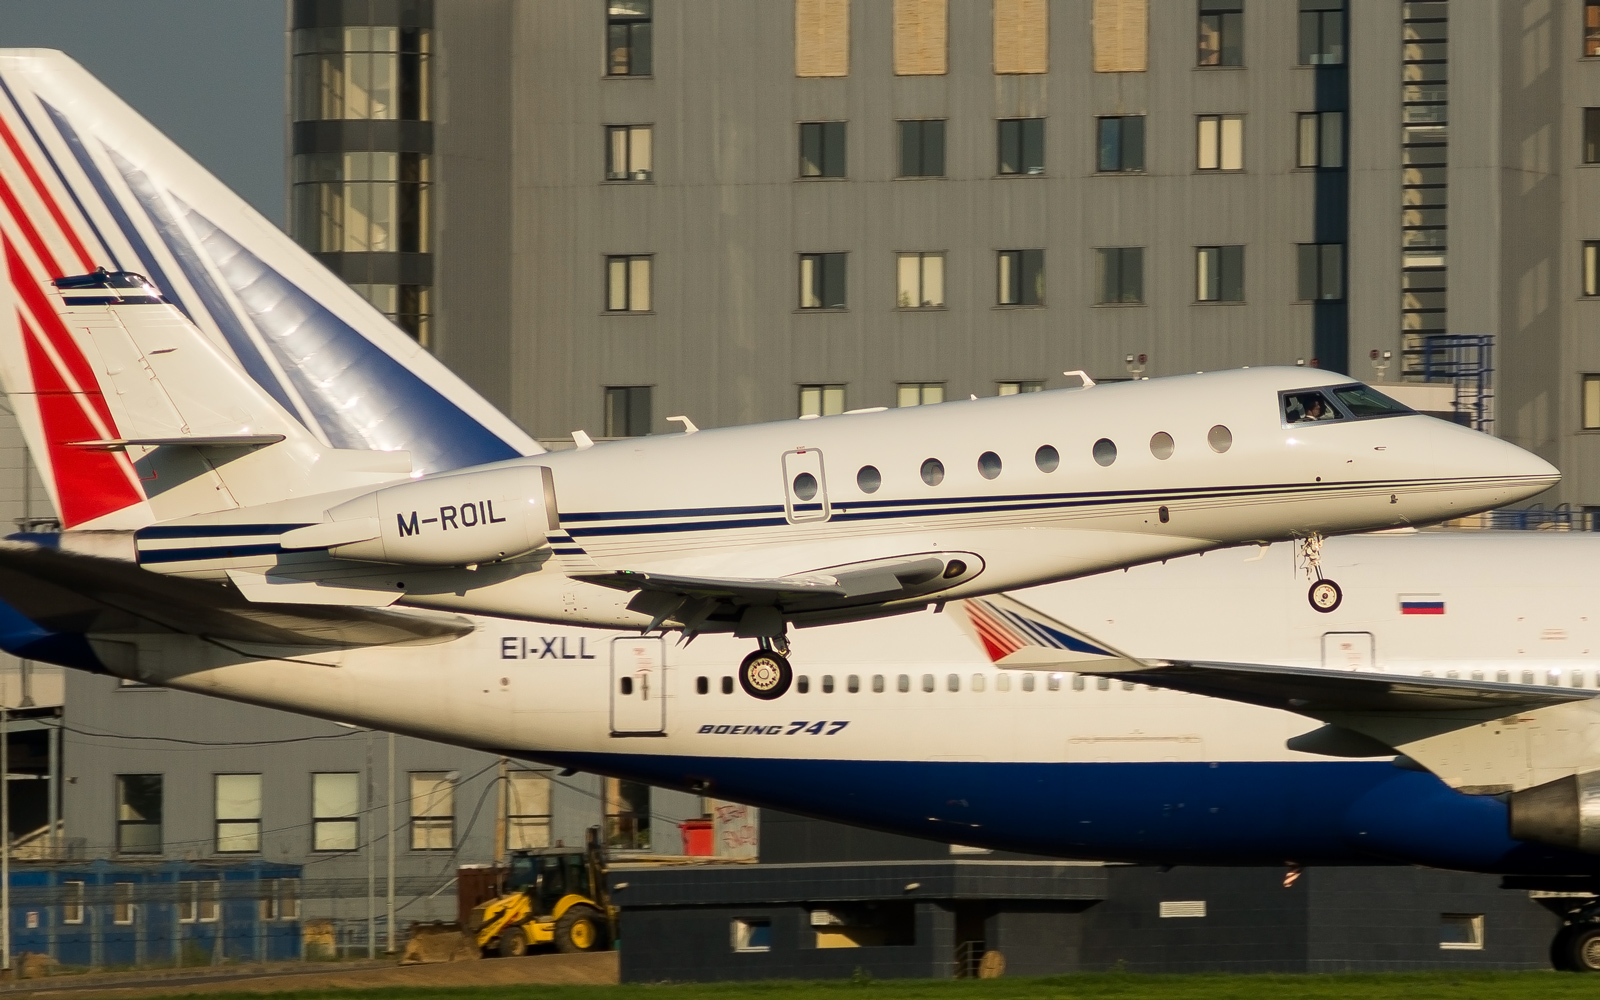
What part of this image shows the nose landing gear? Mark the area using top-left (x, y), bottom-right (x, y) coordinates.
top-left (738, 635), bottom-right (793, 700)
top-left (1299, 533), bottom-right (1343, 613)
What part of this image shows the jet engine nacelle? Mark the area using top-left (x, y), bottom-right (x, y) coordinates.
top-left (1508, 770), bottom-right (1600, 854)
top-left (327, 465), bottom-right (557, 566)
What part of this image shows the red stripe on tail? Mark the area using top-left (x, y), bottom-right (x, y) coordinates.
top-left (0, 112), bottom-right (92, 272)
top-left (6, 238), bottom-right (115, 431)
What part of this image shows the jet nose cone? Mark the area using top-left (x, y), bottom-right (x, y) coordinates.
top-left (1469, 431), bottom-right (1559, 505)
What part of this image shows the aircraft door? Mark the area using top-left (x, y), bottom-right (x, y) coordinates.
top-left (782, 448), bottom-right (831, 524)
top-left (610, 636), bottom-right (666, 735)
top-left (1321, 631), bottom-right (1376, 671)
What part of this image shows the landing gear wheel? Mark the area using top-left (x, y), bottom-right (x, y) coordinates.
top-left (1308, 579), bottom-right (1343, 613)
top-left (496, 926), bottom-right (530, 958)
top-left (1566, 925), bottom-right (1600, 972)
top-left (554, 904), bottom-right (607, 954)
top-left (739, 649), bottom-right (793, 700)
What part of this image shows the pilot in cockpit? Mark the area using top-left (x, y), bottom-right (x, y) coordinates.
top-left (1284, 391), bottom-right (1339, 424)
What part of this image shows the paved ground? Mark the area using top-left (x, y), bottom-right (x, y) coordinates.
top-left (0, 952), bottom-right (619, 997)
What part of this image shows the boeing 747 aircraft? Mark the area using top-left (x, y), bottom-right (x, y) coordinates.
top-left (0, 51), bottom-right (1556, 693)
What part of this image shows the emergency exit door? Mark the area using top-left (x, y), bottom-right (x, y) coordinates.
top-left (1321, 632), bottom-right (1376, 671)
top-left (782, 448), bottom-right (831, 523)
top-left (611, 636), bottom-right (666, 735)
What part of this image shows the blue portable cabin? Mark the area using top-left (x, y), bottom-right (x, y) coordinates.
top-left (7, 859), bottom-right (301, 969)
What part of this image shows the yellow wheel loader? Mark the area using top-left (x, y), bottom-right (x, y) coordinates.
top-left (466, 833), bottom-right (615, 957)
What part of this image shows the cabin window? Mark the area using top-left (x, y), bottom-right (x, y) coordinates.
top-left (722, 676), bottom-right (734, 694)
top-left (947, 673), bottom-right (960, 692)
top-left (620, 677), bottom-right (634, 695)
top-left (1522, 670), bottom-right (1535, 685)
top-left (857, 465), bottom-right (882, 493)
top-left (922, 674), bottom-right (935, 692)
top-left (793, 472), bottom-right (820, 501)
top-left (873, 674), bottom-right (885, 693)
top-left (1149, 432), bottom-right (1174, 460)
top-left (798, 675), bottom-right (811, 694)
top-left (1496, 670), bottom-right (1509, 682)
top-left (971, 673), bottom-right (986, 692)
top-left (898, 674), bottom-right (911, 693)
top-left (696, 676), bottom-right (708, 694)
top-left (1208, 424), bottom-right (1233, 453)
top-left (1021, 673), bottom-right (1035, 692)
top-left (977, 451), bottom-right (1002, 479)
top-left (1122, 681), bottom-right (1136, 691)
top-left (1049, 673), bottom-right (1062, 691)
top-left (1097, 677), bottom-right (1110, 690)
top-left (822, 674), bottom-right (835, 693)
top-left (1092, 438), bottom-right (1117, 466)
top-left (1035, 444), bottom-right (1060, 472)
top-left (1282, 390), bottom-right (1341, 424)
top-left (921, 458), bottom-right (945, 486)
top-left (996, 673), bottom-right (1011, 691)
top-left (1575, 671), bottom-right (1587, 688)
top-left (848, 675), bottom-right (860, 693)
top-left (1072, 674), bottom-right (1085, 690)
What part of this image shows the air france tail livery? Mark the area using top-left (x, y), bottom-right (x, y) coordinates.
top-left (0, 52), bottom-right (1557, 693)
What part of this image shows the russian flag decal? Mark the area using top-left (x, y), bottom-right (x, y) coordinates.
top-left (1400, 595), bottom-right (1445, 615)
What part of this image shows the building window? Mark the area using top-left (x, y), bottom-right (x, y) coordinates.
top-left (998, 118), bottom-right (1045, 175)
top-left (1589, 0), bottom-right (1600, 57)
top-left (1585, 375), bottom-right (1600, 430)
top-left (606, 256), bottom-right (652, 312)
top-left (800, 121), bottom-right (847, 178)
top-left (291, 151), bottom-right (431, 254)
top-left (1197, 115), bottom-right (1243, 171)
top-left (605, 777), bottom-right (651, 851)
top-left (116, 774), bottom-right (162, 855)
top-left (1197, 246), bottom-right (1245, 302)
top-left (994, 0), bottom-right (1049, 74)
top-left (606, 125), bottom-right (653, 181)
top-left (1586, 242), bottom-right (1600, 296)
top-left (312, 772), bottom-right (360, 852)
top-left (894, 0), bottom-right (948, 75)
top-left (1298, 0), bottom-right (1345, 65)
top-left (799, 385), bottom-right (846, 417)
top-left (607, 0), bottom-right (653, 76)
top-left (410, 772), bottom-right (455, 851)
top-left (799, 253), bottom-right (848, 309)
top-left (1297, 112), bottom-right (1344, 169)
top-left (1439, 913), bottom-right (1484, 950)
top-left (215, 774), bottom-right (262, 854)
top-left (1096, 247), bottom-right (1144, 304)
top-left (897, 252), bottom-right (945, 308)
top-left (604, 386), bottom-right (653, 437)
top-left (178, 881), bottom-right (219, 923)
top-left (897, 383), bottom-right (945, 407)
top-left (898, 120), bottom-right (946, 177)
top-left (112, 883), bottom-right (134, 925)
top-left (507, 770), bottom-right (552, 850)
top-left (732, 917), bottom-right (773, 953)
top-left (796, 0), bottom-right (851, 77)
top-left (1092, 0), bottom-right (1146, 72)
top-left (998, 249), bottom-right (1044, 306)
top-left (62, 882), bottom-right (84, 925)
top-left (292, 25), bottom-right (431, 122)
top-left (1096, 116), bottom-right (1145, 172)
top-left (997, 381), bottom-right (1044, 395)
top-left (1198, 0), bottom-right (1243, 66)
top-left (1586, 109), bottom-right (1600, 164)
top-left (348, 284), bottom-right (432, 347)
top-left (1298, 243), bottom-right (1344, 301)
top-left (261, 878), bottom-right (301, 921)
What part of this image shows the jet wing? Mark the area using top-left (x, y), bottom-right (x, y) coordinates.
top-left (0, 540), bottom-right (471, 647)
top-left (575, 553), bottom-right (966, 632)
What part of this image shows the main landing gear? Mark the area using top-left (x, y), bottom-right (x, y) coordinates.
top-left (1543, 897), bottom-right (1600, 971)
top-left (1299, 533), bottom-right (1343, 614)
top-left (738, 635), bottom-right (794, 700)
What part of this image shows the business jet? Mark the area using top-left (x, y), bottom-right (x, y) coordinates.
top-left (0, 51), bottom-right (1558, 695)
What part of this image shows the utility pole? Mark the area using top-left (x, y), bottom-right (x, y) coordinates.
top-left (365, 731), bottom-right (375, 960)
top-left (385, 733), bottom-right (395, 955)
top-left (3, 703), bottom-right (12, 975)
top-left (494, 757), bottom-right (508, 874)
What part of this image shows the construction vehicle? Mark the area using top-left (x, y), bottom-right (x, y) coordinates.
top-left (466, 830), bottom-right (615, 957)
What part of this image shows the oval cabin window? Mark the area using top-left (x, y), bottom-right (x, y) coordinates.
top-left (857, 465), bottom-right (881, 493)
top-left (921, 458), bottom-right (945, 486)
top-left (978, 451), bottom-right (1002, 479)
top-left (792, 472), bottom-right (819, 500)
top-left (1208, 424), bottom-right (1233, 453)
top-left (1092, 438), bottom-right (1117, 467)
top-left (1035, 445), bottom-right (1060, 472)
top-left (1149, 432), bottom-right (1174, 460)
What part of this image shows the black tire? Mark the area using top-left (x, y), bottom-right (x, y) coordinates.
top-left (1566, 925), bottom-right (1600, 972)
top-left (1308, 579), bottom-right (1342, 614)
top-left (1552, 926), bottom-right (1579, 971)
top-left (738, 649), bottom-right (793, 700)
top-left (496, 926), bottom-right (530, 958)
top-left (554, 904), bottom-right (607, 954)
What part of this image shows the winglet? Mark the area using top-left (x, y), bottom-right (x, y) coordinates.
top-left (957, 594), bottom-right (1146, 672)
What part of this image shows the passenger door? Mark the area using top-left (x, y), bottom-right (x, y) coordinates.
top-left (782, 449), bottom-right (831, 524)
top-left (1321, 631), bottom-right (1376, 671)
top-left (610, 636), bottom-right (666, 735)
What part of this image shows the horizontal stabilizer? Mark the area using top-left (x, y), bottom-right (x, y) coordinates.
top-left (68, 435), bottom-right (286, 450)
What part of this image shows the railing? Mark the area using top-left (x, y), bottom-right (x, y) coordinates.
top-left (1447, 504), bottom-right (1600, 532)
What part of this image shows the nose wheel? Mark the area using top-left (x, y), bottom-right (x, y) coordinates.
top-left (1299, 533), bottom-right (1343, 614)
top-left (738, 636), bottom-right (793, 700)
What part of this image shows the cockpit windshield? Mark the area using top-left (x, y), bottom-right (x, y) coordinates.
top-left (1330, 383), bottom-right (1412, 418)
top-left (1283, 390), bottom-right (1342, 424)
